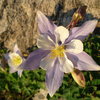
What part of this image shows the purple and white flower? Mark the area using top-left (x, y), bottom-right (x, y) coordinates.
top-left (5, 44), bottom-right (24, 77)
top-left (22, 11), bottom-right (100, 97)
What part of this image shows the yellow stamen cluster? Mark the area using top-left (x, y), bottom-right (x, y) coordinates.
top-left (10, 53), bottom-right (22, 67)
top-left (50, 45), bottom-right (65, 58)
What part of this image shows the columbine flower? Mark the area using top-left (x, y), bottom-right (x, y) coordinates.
top-left (5, 44), bottom-right (24, 77)
top-left (22, 11), bottom-right (100, 97)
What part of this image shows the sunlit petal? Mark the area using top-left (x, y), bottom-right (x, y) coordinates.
top-left (65, 20), bottom-right (98, 43)
top-left (67, 52), bottom-right (100, 71)
top-left (36, 11), bottom-right (56, 34)
top-left (76, 52), bottom-right (100, 71)
top-left (55, 26), bottom-right (69, 44)
top-left (18, 69), bottom-right (23, 77)
top-left (66, 39), bottom-right (83, 54)
top-left (46, 59), bottom-right (64, 97)
top-left (13, 44), bottom-right (21, 56)
top-left (37, 34), bottom-right (55, 50)
top-left (58, 53), bottom-right (74, 73)
top-left (40, 53), bottom-right (56, 70)
top-left (22, 49), bottom-right (50, 70)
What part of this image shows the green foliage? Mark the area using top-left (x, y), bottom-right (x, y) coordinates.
top-left (0, 34), bottom-right (100, 100)
top-left (0, 68), bottom-right (46, 100)
top-left (84, 34), bottom-right (100, 65)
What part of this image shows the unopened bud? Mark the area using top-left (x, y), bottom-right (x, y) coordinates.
top-left (67, 6), bottom-right (87, 29)
top-left (71, 69), bottom-right (86, 87)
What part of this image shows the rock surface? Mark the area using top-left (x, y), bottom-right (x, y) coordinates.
top-left (0, 0), bottom-right (99, 52)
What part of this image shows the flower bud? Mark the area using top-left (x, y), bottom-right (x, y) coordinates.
top-left (67, 6), bottom-right (87, 29)
top-left (71, 69), bottom-right (86, 87)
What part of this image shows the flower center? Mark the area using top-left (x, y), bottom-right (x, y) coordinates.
top-left (50, 45), bottom-right (65, 58)
top-left (10, 53), bottom-right (22, 67)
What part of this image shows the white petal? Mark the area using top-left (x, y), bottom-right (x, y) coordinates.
top-left (66, 39), bottom-right (83, 54)
top-left (9, 66), bottom-right (17, 73)
top-left (9, 53), bottom-right (19, 59)
top-left (18, 70), bottom-right (23, 77)
top-left (14, 44), bottom-right (19, 52)
top-left (37, 34), bottom-right (55, 50)
top-left (40, 53), bottom-right (56, 70)
top-left (54, 26), bottom-right (69, 43)
top-left (58, 53), bottom-right (74, 73)
top-left (8, 53), bottom-right (22, 67)
top-left (9, 62), bottom-right (23, 74)
top-left (13, 44), bottom-right (22, 55)
top-left (7, 53), bottom-right (17, 67)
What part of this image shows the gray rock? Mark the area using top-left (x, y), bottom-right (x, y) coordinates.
top-left (0, 9), bottom-right (8, 35)
top-left (0, 0), bottom-right (99, 52)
